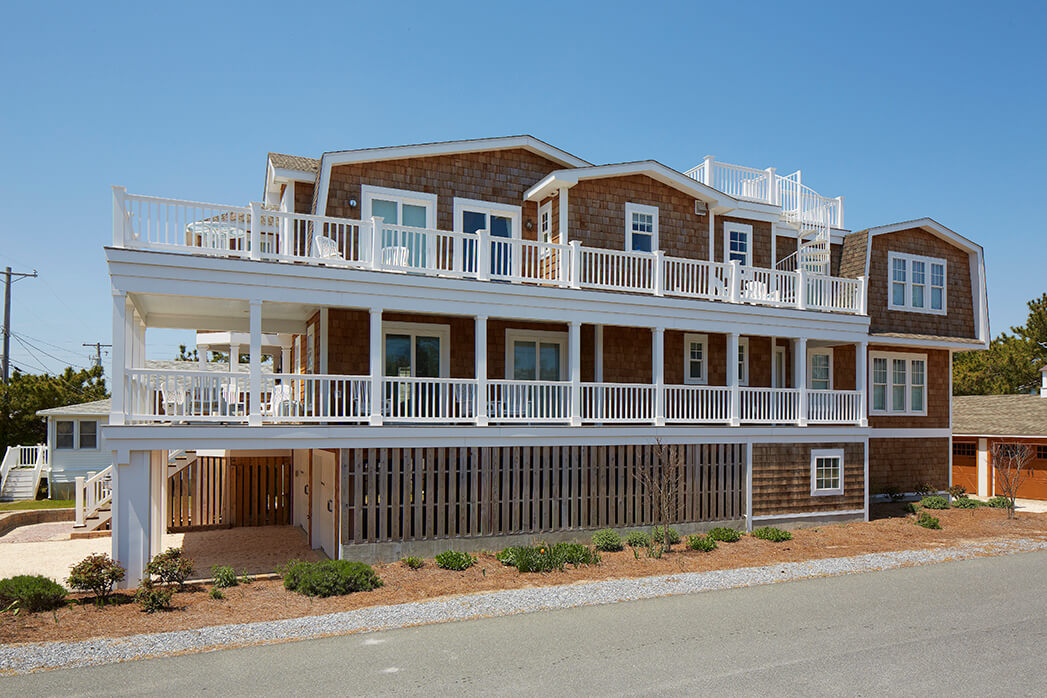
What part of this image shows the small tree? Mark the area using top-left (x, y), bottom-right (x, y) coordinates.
top-left (991, 442), bottom-right (1033, 519)
top-left (634, 440), bottom-right (686, 550)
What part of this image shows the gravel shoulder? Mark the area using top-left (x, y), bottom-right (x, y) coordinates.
top-left (3, 537), bottom-right (1045, 676)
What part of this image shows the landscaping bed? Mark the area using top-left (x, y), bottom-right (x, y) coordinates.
top-left (2, 506), bottom-right (1046, 646)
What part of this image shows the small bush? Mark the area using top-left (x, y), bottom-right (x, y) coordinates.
top-left (401, 556), bottom-right (424, 570)
top-left (210, 565), bottom-right (238, 589)
top-left (592, 529), bottom-right (624, 552)
top-left (652, 526), bottom-right (680, 545)
top-left (239, 571), bottom-right (253, 585)
top-left (707, 526), bottom-right (742, 543)
top-left (498, 543), bottom-right (600, 573)
top-left (913, 483), bottom-right (936, 498)
top-left (67, 553), bottom-right (125, 605)
top-left (916, 512), bottom-right (941, 529)
top-left (626, 530), bottom-right (651, 548)
top-left (952, 496), bottom-right (981, 509)
top-left (687, 535), bottom-right (717, 552)
top-left (435, 550), bottom-right (475, 571)
top-left (495, 547), bottom-right (521, 566)
top-left (987, 496), bottom-right (1011, 509)
top-left (280, 560), bottom-right (383, 597)
top-left (751, 526), bottom-right (792, 543)
top-left (903, 502), bottom-right (919, 514)
top-left (209, 587), bottom-right (225, 600)
top-left (134, 578), bottom-right (173, 613)
top-left (948, 485), bottom-right (967, 500)
top-left (920, 495), bottom-right (949, 510)
top-left (0, 575), bottom-right (66, 612)
top-left (145, 548), bottom-right (194, 590)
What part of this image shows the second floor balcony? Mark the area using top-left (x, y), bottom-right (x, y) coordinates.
top-left (112, 188), bottom-right (867, 316)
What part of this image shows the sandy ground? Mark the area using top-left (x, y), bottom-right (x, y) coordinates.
top-left (1, 505), bottom-right (1045, 646)
top-left (0, 526), bottom-right (322, 581)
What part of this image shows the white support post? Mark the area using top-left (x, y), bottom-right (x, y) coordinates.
top-left (653, 250), bottom-right (664, 297)
top-left (369, 308), bottom-right (383, 426)
top-left (319, 308), bottom-right (329, 374)
top-left (230, 344), bottom-right (240, 370)
top-left (702, 155), bottom-right (715, 186)
top-left (795, 337), bottom-right (808, 426)
top-left (558, 185), bottom-right (569, 243)
top-left (74, 476), bottom-right (85, 527)
top-left (745, 444), bottom-right (754, 532)
top-left (477, 230), bottom-right (490, 281)
top-left (249, 202), bottom-right (262, 260)
top-left (370, 216), bottom-right (383, 268)
top-left (770, 222), bottom-right (777, 268)
top-left (281, 345), bottom-right (291, 374)
top-left (728, 261), bottom-right (740, 304)
top-left (569, 321), bottom-right (581, 426)
top-left (475, 315), bottom-right (488, 426)
top-left (653, 327), bottom-right (665, 426)
top-left (765, 167), bottom-right (777, 206)
top-left (248, 300), bottom-right (262, 426)
top-left (594, 325), bottom-right (604, 383)
top-left (111, 450), bottom-right (159, 587)
top-left (796, 268), bottom-right (808, 310)
top-left (858, 275), bottom-right (868, 315)
top-left (110, 291), bottom-right (127, 426)
top-left (708, 211), bottom-right (716, 262)
top-left (569, 240), bottom-right (581, 289)
top-left (835, 196), bottom-right (845, 229)
top-left (727, 331), bottom-right (740, 427)
top-left (857, 340), bottom-right (868, 427)
top-left (112, 186), bottom-right (127, 246)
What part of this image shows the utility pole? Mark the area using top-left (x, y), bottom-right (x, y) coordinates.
top-left (82, 342), bottom-right (112, 368)
top-left (2, 266), bottom-right (39, 384)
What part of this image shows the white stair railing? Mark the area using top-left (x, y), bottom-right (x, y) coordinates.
top-left (74, 466), bottom-right (113, 528)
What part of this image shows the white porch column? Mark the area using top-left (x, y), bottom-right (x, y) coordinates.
top-left (319, 308), bottom-right (329, 374)
top-left (977, 438), bottom-right (989, 497)
top-left (281, 343), bottom-right (292, 375)
top-left (653, 327), bottom-right (665, 426)
top-left (475, 315), bottom-right (488, 426)
top-left (248, 300), bottom-right (263, 426)
top-left (110, 291), bottom-right (128, 426)
top-left (111, 449), bottom-right (162, 587)
top-left (230, 344), bottom-right (240, 370)
top-left (856, 340), bottom-right (868, 427)
top-left (594, 325), bottom-right (604, 382)
top-left (558, 185), bottom-right (569, 244)
top-left (149, 450), bottom-right (163, 556)
top-left (569, 321), bottom-right (581, 426)
top-left (727, 331), bottom-right (740, 426)
top-left (795, 337), bottom-right (808, 426)
top-left (369, 308), bottom-right (384, 426)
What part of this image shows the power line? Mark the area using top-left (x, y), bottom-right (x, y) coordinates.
top-left (3, 266), bottom-right (39, 383)
top-left (11, 333), bottom-right (91, 371)
top-left (82, 342), bottom-right (112, 368)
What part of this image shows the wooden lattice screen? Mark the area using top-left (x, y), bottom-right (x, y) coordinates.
top-left (167, 455), bottom-right (292, 531)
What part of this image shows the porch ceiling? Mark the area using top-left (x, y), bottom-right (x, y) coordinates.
top-left (131, 293), bottom-right (316, 334)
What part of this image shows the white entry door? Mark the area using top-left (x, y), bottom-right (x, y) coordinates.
top-left (310, 450), bottom-right (337, 559)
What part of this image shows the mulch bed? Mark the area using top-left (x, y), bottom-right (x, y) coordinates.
top-left (3, 506), bottom-right (1044, 646)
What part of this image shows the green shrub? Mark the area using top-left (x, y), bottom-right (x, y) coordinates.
top-left (652, 526), bottom-right (680, 545)
top-left (134, 578), bottom-right (173, 613)
top-left (495, 547), bottom-right (522, 566)
top-left (239, 571), bottom-right (253, 585)
top-left (145, 548), bottom-right (194, 590)
top-left (401, 556), bottom-right (424, 570)
top-left (916, 512), bottom-right (941, 529)
top-left (435, 550), bottom-right (475, 571)
top-left (751, 526), bottom-right (792, 543)
top-left (987, 496), bottom-right (1011, 509)
top-left (707, 526), bottom-right (742, 543)
top-left (952, 496), bottom-right (981, 509)
top-left (592, 529), bottom-right (624, 552)
top-left (67, 553), bottom-right (125, 605)
top-left (920, 495), bottom-right (949, 510)
top-left (280, 560), bottom-right (383, 597)
top-left (913, 483), bottom-right (936, 497)
top-left (498, 543), bottom-right (600, 573)
top-left (687, 535), bottom-right (717, 552)
top-left (903, 502), bottom-right (919, 514)
top-left (210, 565), bottom-right (238, 589)
top-left (626, 530), bottom-right (651, 548)
top-left (554, 542), bottom-right (600, 567)
top-left (0, 575), bottom-right (66, 612)
top-left (209, 587), bottom-right (225, 600)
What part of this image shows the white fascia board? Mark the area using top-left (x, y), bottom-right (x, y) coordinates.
top-left (315, 136), bottom-right (590, 217)
top-left (100, 423), bottom-right (871, 451)
top-left (106, 248), bottom-right (872, 342)
top-left (868, 428), bottom-right (952, 438)
top-left (270, 166), bottom-right (316, 184)
top-left (865, 217), bottom-right (982, 255)
top-left (867, 334), bottom-right (988, 351)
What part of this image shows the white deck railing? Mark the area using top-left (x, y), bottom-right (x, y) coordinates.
top-left (113, 188), bottom-right (866, 315)
top-left (1, 444), bottom-right (47, 497)
top-left (121, 370), bottom-right (863, 427)
top-left (74, 466), bottom-right (113, 527)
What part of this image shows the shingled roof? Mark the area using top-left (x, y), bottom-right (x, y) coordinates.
top-left (953, 394), bottom-right (1047, 436)
top-left (268, 152), bottom-right (320, 175)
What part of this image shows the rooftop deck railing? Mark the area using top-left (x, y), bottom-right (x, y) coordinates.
top-left (113, 188), bottom-right (865, 315)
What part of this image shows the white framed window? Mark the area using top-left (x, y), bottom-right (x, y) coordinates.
top-left (78, 421), bottom-right (98, 450)
top-left (538, 201), bottom-right (553, 245)
top-left (724, 222), bottom-right (752, 266)
top-left (810, 448), bottom-right (844, 496)
top-left (505, 329), bottom-right (567, 381)
top-left (738, 337), bottom-right (749, 386)
top-left (362, 184), bottom-right (437, 229)
top-left (55, 421), bottom-right (74, 450)
top-left (808, 348), bottom-right (833, 390)
top-left (684, 333), bottom-right (708, 385)
top-left (453, 197), bottom-right (522, 240)
top-left (887, 251), bottom-right (946, 314)
top-left (383, 321), bottom-right (451, 378)
top-left (625, 202), bottom-right (658, 253)
top-left (869, 351), bottom-right (927, 415)
top-left (772, 345), bottom-right (787, 388)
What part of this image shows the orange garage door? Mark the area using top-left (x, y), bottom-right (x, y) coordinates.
top-left (952, 441), bottom-right (978, 494)
top-left (997, 460), bottom-right (1047, 501)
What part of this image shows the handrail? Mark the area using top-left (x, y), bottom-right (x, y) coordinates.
top-left (74, 465), bottom-right (113, 527)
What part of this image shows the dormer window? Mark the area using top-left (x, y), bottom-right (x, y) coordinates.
top-left (625, 203), bottom-right (658, 252)
top-left (888, 251), bottom-right (946, 314)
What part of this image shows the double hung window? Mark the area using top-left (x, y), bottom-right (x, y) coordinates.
top-left (888, 252), bottom-right (946, 314)
top-left (870, 352), bottom-right (927, 415)
top-left (625, 203), bottom-right (658, 253)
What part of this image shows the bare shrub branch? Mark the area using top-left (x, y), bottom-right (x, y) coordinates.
top-left (991, 442), bottom-right (1033, 519)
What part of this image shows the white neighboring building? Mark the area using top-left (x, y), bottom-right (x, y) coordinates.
top-left (37, 399), bottom-right (111, 500)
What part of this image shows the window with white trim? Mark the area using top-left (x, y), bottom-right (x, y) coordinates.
top-left (684, 333), bottom-right (708, 385)
top-left (870, 352), bottom-right (927, 415)
top-left (738, 337), bottom-right (749, 386)
top-left (383, 322), bottom-right (451, 378)
top-left (811, 448), bottom-right (844, 496)
top-left (808, 348), bottom-right (833, 390)
top-left (505, 329), bottom-right (567, 381)
top-left (79, 421), bottom-right (98, 450)
top-left (363, 185), bottom-right (438, 268)
top-left (56, 421), bottom-right (74, 450)
top-left (888, 251), bottom-right (946, 314)
top-left (625, 203), bottom-right (658, 253)
top-left (724, 222), bottom-right (752, 266)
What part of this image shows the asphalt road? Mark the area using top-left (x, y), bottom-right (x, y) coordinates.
top-left (5, 550), bottom-right (1047, 696)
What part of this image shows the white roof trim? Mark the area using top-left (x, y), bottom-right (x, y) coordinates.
top-left (315, 136), bottom-right (591, 217)
top-left (864, 217), bottom-right (982, 255)
top-left (523, 161), bottom-right (739, 211)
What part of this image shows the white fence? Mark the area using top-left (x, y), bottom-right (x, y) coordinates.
top-left (113, 188), bottom-right (865, 315)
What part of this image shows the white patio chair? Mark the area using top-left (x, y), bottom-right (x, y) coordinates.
top-left (221, 382), bottom-right (245, 416)
top-left (264, 383), bottom-right (297, 418)
top-left (381, 245), bottom-right (411, 268)
top-left (312, 235), bottom-right (341, 260)
top-left (159, 381), bottom-right (187, 419)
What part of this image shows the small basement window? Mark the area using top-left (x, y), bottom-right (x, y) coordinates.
top-left (810, 448), bottom-right (844, 496)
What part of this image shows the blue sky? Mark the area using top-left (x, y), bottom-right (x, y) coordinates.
top-left (1, 1), bottom-right (1044, 377)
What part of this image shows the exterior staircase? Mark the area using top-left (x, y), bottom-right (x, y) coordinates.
top-left (0, 445), bottom-right (47, 502)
